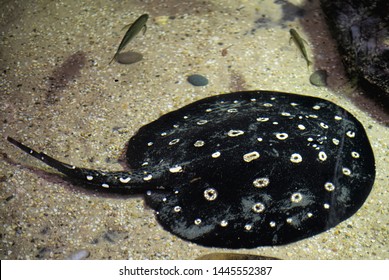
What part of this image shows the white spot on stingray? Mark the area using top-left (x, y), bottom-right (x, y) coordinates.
top-left (220, 220), bottom-right (228, 227)
top-left (251, 98), bottom-right (256, 102)
top-left (276, 132), bottom-right (288, 140)
top-left (161, 132), bottom-right (167, 136)
top-left (197, 119), bottom-right (208, 125)
top-left (227, 108), bottom-right (238, 113)
top-left (269, 221), bottom-right (276, 227)
top-left (253, 178), bottom-right (270, 188)
top-left (309, 114), bottom-right (318, 119)
top-left (318, 136), bottom-right (327, 144)
top-left (351, 151), bottom-right (360, 158)
top-left (272, 122), bottom-right (279, 125)
top-left (346, 131), bottom-right (356, 138)
top-left (281, 112), bottom-right (291, 116)
top-left (291, 192), bottom-right (303, 203)
top-left (101, 183), bottom-right (109, 188)
top-left (173, 206), bottom-right (181, 213)
top-left (183, 115), bottom-right (189, 119)
top-left (318, 151), bottom-right (327, 161)
top-left (162, 197), bottom-right (167, 202)
top-left (143, 174), bottom-right (153, 181)
top-left (205, 108), bottom-right (212, 112)
top-left (286, 217), bottom-right (293, 224)
top-left (227, 129), bottom-right (244, 137)
top-left (313, 105), bottom-right (321, 110)
top-left (256, 117), bottom-right (269, 122)
top-left (194, 140), bottom-right (205, 147)
top-left (141, 162), bottom-right (148, 166)
top-left (307, 212), bottom-right (313, 218)
top-left (204, 188), bottom-right (218, 201)
top-left (211, 151), bottom-right (221, 158)
top-left (324, 182), bottom-right (335, 192)
top-left (169, 165), bottom-right (183, 173)
top-left (71, 166), bottom-right (76, 169)
top-left (290, 102), bottom-right (298, 106)
top-left (244, 224), bottom-right (252, 231)
top-left (86, 175), bottom-right (93, 181)
top-left (169, 138), bottom-right (180, 145)
top-left (252, 202), bottom-right (265, 213)
top-left (194, 219), bottom-right (202, 225)
top-left (147, 142), bottom-right (153, 146)
top-left (323, 203), bottom-right (330, 209)
top-left (290, 153), bottom-right (302, 163)
top-left (263, 103), bottom-right (273, 107)
top-left (119, 177), bottom-right (131, 183)
top-left (243, 151), bottom-right (260, 162)
top-left (146, 191), bottom-right (152, 196)
top-left (334, 115), bottom-right (342, 121)
top-left (320, 122), bottom-right (329, 129)
top-left (342, 167), bottom-right (351, 176)
top-left (332, 138), bottom-right (340, 145)
top-left (298, 124), bottom-right (306, 130)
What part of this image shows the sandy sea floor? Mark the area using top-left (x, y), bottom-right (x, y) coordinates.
top-left (0, 0), bottom-right (388, 260)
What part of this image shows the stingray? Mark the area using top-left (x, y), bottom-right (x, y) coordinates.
top-left (7, 90), bottom-right (375, 249)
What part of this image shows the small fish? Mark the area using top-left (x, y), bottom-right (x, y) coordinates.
top-left (109, 14), bottom-right (149, 64)
top-left (289, 28), bottom-right (312, 68)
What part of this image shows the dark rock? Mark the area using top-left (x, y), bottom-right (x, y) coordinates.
top-left (310, 69), bottom-right (328, 87)
top-left (187, 74), bottom-right (208, 86)
top-left (320, 0), bottom-right (389, 102)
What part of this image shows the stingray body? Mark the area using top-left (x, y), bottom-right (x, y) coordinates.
top-left (7, 90), bottom-right (375, 248)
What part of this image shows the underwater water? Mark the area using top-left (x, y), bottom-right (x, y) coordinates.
top-left (0, 0), bottom-right (388, 259)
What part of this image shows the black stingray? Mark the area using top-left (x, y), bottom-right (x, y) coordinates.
top-left (7, 90), bottom-right (375, 249)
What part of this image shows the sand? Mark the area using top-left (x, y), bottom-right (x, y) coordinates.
top-left (0, 0), bottom-right (388, 259)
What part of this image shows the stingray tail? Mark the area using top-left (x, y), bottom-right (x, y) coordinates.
top-left (7, 137), bottom-right (161, 192)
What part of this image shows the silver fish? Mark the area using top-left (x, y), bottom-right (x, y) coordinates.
top-left (290, 28), bottom-right (312, 68)
top-left (109, 14), bottom-right (149, 64)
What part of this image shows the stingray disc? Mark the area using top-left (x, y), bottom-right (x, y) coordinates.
top-left (128, 91), bottom-right (375, 248)
top-left (8, 90), bottom-right (375, 249)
